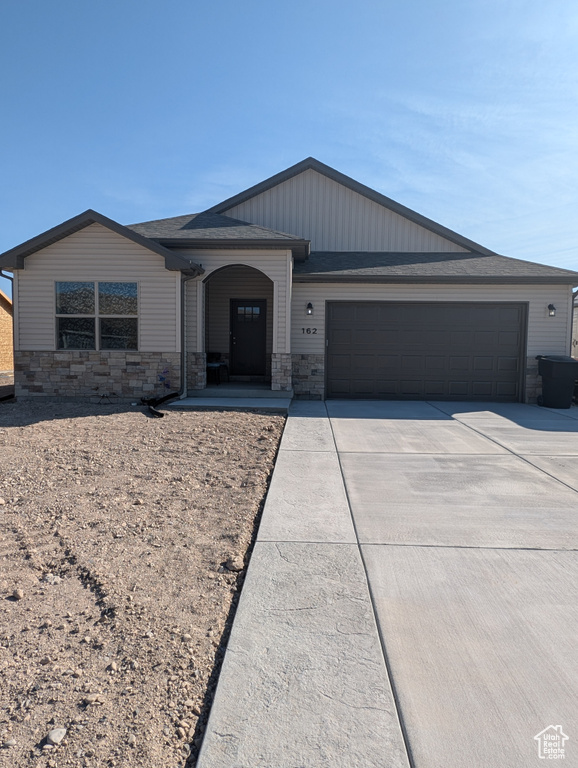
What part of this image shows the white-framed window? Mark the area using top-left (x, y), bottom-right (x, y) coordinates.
top-left (55, 281), bottom-right (138, 350)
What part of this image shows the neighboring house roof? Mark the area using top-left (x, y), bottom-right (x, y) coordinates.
top-left (127, 211), bottom-right (310, 259)
top-left (0, 290), bottom-right (12, 309)
top-left (207, 157), bottom-right (499, 257)
top-left (0, 210), bottom-right (204, 275)
top-left (293, 251), bottom-right (578, 284)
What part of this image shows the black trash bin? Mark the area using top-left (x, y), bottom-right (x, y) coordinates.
top-left (536, 355), bottom-right (578, 408)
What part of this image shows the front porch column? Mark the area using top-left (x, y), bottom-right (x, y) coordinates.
top-left (185, 279), bottom-right (206, 390)
top-left (188, 352), bottom-right (206, 390)
top-left (271, 352), bottom-right (292, 391)
top-left (271, 270), bottom-right (293, 392)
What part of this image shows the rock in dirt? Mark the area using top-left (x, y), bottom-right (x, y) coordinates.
top-left (3, 738), bottom-right (16, 747)
top-left (46, 727), bottom-right (67, 745)
top-left (226, 556), bottom-right (244, 572)
top-left (12, 588), bottom-right (24, 600)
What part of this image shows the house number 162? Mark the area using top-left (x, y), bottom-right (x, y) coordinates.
top-left (301, 327), bottom-right (318, 334)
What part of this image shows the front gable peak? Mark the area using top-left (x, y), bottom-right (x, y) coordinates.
top-left (0, 210), bottom-right (203, 275)
top-left (208, 158), bottom-right (497, 255)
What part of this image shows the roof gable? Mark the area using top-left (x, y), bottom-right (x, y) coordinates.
top-left (0, 210), bottom-right (203, 275)
top-left (207, 158), bottom-right (495, 255)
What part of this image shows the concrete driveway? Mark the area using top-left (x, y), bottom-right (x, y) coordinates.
top-left (198, 401), bottom-right (578, 768)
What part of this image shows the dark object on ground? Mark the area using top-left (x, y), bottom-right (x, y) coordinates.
top-left (141, 391), bottom-right (180, 418)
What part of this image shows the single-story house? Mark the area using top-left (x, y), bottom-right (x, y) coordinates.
top-left (1, 158), bottom-right (577, 402)
top-left (0, 290), bottom-right (13, 373)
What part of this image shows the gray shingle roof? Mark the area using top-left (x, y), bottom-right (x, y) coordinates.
top-left (127, 211), bottom-right (306, 243)
top-left (293, 251), bottom-right (578, 284)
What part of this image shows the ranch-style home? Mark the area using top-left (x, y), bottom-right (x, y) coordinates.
top-left (1, 157), bottom-right (577, 402)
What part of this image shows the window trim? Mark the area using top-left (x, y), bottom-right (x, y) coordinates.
top-left (55, 281), bottom-right (139, 351)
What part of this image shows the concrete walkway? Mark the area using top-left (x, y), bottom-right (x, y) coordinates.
top-left (197, 400), bottom-right (578, 768)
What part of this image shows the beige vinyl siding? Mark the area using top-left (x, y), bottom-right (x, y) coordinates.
top-left (292, 283), bottom-right (572, 357)
top-left (184, 249), bottom-right (292, 353)
top-left (223, 169), bottom-right (469, 253)
top-left (205, 266), bottom-right (274, 356)
top-left (16, 223), bottom-right (180, 352)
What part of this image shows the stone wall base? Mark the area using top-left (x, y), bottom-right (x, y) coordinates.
top-left (271, 353), bottom-right (292, 391)
top-left (188, 352), bottom-right (207, 390)
top-left (14, 350), bottom-right (181, 399)
top-left (525, 357), bottom-right (541, 403)
top-left (292, 354), bottom-right (325, 399)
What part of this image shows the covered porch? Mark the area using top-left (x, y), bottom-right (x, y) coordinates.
top-left (185, 259), bottom-right (293, 396)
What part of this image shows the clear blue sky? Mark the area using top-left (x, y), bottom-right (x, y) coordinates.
top-left (2, 0), bottom-right (578, 297)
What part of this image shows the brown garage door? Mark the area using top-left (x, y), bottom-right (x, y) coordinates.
top-left (326, 301), bottom-right (526, 401)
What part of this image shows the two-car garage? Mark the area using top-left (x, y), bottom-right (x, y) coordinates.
top-left (326, 301), bottom-right (527, 401)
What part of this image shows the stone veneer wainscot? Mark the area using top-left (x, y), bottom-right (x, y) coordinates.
top-left (292, 354), bottom-right (325, 399)
top-left (14, 350), bottom-right (181, 399)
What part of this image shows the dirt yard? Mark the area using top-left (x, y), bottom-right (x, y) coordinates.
top-left (0, 400), bottom-right (285, 768)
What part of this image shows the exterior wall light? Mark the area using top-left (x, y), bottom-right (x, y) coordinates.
top-left (306, 302), bottom-right (314, 316)
top-left (548, 304), bottom-right (557, 317)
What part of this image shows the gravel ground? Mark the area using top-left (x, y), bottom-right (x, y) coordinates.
top-left (0, 400), bottom-right (285, 768)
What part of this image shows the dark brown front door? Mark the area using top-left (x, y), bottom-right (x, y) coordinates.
top-left (230, 299), bottom-right (266, 376)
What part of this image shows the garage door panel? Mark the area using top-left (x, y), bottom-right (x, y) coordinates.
top-left (499, 331), bottom-right (520, 346)
top-left (472, 381), bottom-right (493, 397)
top-left (327, 301), bottom-right (525, 401)
top-left (332, 329), bottom-right (352, 345)
top-left (424, 380), bottom-right (445, 396)
top-left (449, 357), bottom-right (470, 371)
top-left (376, 355), bottom-right (400, 370)
top-left (496, 381), bottom-right (518, 397)
top-left (401, 356), bottom-right (424, 372)
top-left (399, 380), bottom-right (423, 396)
top-left (425, 356), bottom-right (445, 371)
top-left (330, 303), bottom-right (356, 322)
top-left (473, 330), bottom-right (497, 348)
top-left (449, 331), bottom-right (471, 349)
top-left (499, 306), bottom-right (523, 324)
top-left (376, 380), bottom-right (399, 395)
top-left (497, 357), bottom-right (519, 372)
top-left (473, 357), bottom-right (494, 371)
top-left (448, 381), bottom-right (469, 396)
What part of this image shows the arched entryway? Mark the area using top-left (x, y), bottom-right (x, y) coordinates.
top-left (204, 265), bottom-right (274, 383)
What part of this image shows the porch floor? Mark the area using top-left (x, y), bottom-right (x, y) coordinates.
top-left (187, 382), bottom-right (294, 399)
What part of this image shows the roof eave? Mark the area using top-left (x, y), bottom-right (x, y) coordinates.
top-left (159, 238), bottom-right (310, 260)
top-left (293, 274), bottom-right (578, 285)
top-left (0, 210), bottom-right (204, 275)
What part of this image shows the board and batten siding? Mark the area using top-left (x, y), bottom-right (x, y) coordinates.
top-left (292, 283), bottom-right (573, 357)
top-left (184, 250), bottom-right (292, 354)
top-left (223, 169), bottom-right (469, 253)
top-left (15, 223), bottom-right (180, 352)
